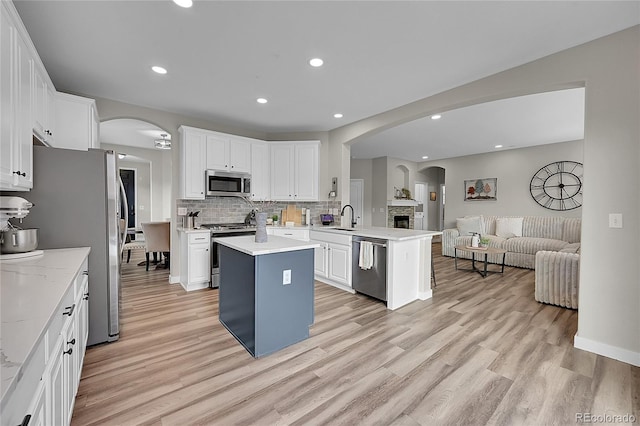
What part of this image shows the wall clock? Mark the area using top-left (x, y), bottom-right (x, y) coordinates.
top-left (530, 160), bottom-right (583, 211)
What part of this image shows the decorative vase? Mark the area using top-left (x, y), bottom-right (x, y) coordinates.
top-left (255, 212), bottom-right (268, 243)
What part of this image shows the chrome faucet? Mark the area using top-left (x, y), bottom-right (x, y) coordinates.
top-left (340, 204), bottom-right (357, 228)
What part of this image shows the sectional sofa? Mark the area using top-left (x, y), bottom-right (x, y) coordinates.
top-left (442, 215), bottom-right (581, 309)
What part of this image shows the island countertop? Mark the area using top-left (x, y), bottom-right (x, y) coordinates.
top-left (213, 235), bottom-right (319, 256)
top-left (311, 226), bottom-right (442, 241)
top-left (0, 247), bottom-right (91, 401)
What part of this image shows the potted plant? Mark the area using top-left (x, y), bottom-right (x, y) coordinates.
top-left (272, 214), bottom-right (279, 226)
top-left (479, 236), bottom-right (490, 248)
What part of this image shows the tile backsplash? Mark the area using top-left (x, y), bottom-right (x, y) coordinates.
top-left (178, 197), bottom-right (342, 226)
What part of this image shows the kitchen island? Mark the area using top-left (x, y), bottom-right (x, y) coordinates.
top-left (311, 226), bottom-right (442, 310)
top-left (214, 235), bottom-right (319, 357)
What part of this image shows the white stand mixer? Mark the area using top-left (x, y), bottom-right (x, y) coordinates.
top-left (0, 196), bottom-right (43, 259)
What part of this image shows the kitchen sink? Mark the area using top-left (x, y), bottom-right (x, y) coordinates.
top-left (333, 228), bottom-right (357, 231)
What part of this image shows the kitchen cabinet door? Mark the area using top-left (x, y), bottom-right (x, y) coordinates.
top-left (0, 7), bottom-right (33, 190)
top-left (206, 134), bottom-right (251, 173)
top-left (228, 137), bottom-right (251, 173)
top-left (179, 127), bottom-right (207, 199)
top-left (250, 142), bottom-right (269, 200)
top-left (54, 92), bottom-right (99, 150)
top-left (46, 336), bottom-right (65, 426)
top-left (328, 243), bottom-right (351, 287)
top-left (294, 143), bottom-right (318, 201)
top-left (314, 242), bottom-right (328, 277)
top-left (25, 380), bottom-right (46, 426)
top-left (188, 243), bottom-right (210, 284)
top-left (269, 143), bottom-right (294, 200)
top-left (206, 134), bottom-right (229, 171)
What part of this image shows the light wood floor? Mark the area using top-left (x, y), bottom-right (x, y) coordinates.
top-left (72, 244), bottom-right (639, 426)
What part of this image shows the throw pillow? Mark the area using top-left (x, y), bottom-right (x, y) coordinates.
top-left (457, 216), bottom-right (482, 236)
top-left (495, 217), bottom-right (523, 238)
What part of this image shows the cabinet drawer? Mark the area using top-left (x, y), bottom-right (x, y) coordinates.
top-left (0, 335), bottom-right (46, 426)
top-left (46, 285), bottom-right (75, 360)
top-left (273, 228), bottom-right (309, 241)
top-left (188, 232), bottom-right (210, 244)
top-left (310, 230), bottom-right (352, 245)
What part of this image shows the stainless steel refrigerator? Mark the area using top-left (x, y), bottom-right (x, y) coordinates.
top-left (17, 146), bottom-right (126, 345)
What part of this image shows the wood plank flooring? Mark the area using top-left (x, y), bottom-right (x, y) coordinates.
top-left (72, 244), bottom-right (639, 425)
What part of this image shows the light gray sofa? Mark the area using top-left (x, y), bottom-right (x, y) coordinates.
top-left (442, 215), bottom-right (581, 269)
top-left (534, 250), bottom-right (580, 309)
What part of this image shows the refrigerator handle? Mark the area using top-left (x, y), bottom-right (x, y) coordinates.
top-left (118, 176), bottom-right (128, 254)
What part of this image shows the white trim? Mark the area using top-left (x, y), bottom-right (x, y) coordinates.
top-left (574, 334), bottom-right (640, 367)
top-left (169, 274), bottom-right (181, 284)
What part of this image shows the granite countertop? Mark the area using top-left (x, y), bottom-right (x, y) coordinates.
top-left (0, 247), bottom-right (91, 401)
top-left (213, 235), bottom-right (319, 256)
top-left (312, 226), bottom-right (442, 241)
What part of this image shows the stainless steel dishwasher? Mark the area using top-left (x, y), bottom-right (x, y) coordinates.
top-left (352, 236), bottom-right (387, 301)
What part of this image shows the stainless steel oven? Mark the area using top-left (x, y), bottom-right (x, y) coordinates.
top-left (201, 223), bottom-right (256, 288)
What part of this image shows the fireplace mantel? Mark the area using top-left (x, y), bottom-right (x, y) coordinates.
top-left (387, 199), bottom-right (419, 206)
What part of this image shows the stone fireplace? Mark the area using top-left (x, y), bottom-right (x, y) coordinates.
top-left (387, 205), bottom-right (415, 229)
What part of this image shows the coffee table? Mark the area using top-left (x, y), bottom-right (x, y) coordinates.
top-left (454, 245), bottom-right (507, 278)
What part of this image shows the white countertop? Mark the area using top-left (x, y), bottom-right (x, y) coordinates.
top-left (311, 226), bottom-right (442, 241)
top-left (0, 247), bottom-right (91, 401)
top-left (213, 235), bottom-right (319, 256)
top-left (176, 227), bottom-right (211, 234)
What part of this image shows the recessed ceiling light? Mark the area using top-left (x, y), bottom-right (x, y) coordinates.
top-left (173, 0), bottom-right (193, 7)
top-left (309, 58), bottom-right (324, 67)
top-left (495, 144), bottom-right (503, 148)
top-left (256, 98), bottom-right (268, 104)
top-left (333, 113), bottom-right (343, 118)
top-left (431, 114), bottom-right (442, 120)
top-left (151, 66), bottom-right (167, 74)
top-left (422, 156), bottom-right (429, 159)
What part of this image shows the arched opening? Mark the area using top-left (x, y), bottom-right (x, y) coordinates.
top-left (100, 118), bottom-right (172, 226)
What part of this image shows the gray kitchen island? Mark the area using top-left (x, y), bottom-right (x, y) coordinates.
top-left (214, 235), bottom-right (319, 357)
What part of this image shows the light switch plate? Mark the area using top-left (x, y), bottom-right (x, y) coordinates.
top-left (283, 269), bottom-right (291, 285)
top-left (609, 213), bottom-right (623, 228)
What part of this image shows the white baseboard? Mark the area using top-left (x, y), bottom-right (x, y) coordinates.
top-left (169, 274), bottom-right (180, 284)
top-left (418, 289), bottom-right (433, 300)
top-left (574, 334), bottom-right (640, 367)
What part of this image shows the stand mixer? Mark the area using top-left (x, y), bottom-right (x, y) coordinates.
top-left (0, 196), bottom-right (42, 259)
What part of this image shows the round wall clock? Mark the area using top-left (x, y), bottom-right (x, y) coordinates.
top-left (530, 160), bottom-right (583, 211)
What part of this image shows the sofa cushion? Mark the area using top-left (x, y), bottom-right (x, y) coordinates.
top-left (562, 217), bottom-right (582, 243)
top-left (503, 237), bottom-right (568, 255)
top-left (457, 216), bottom-right (482, 236)
top-left (559, 242), bottom-right (581, 253)
top-left (523, 216), bottom-right (564, 240)
top-left (495, 217), bottom-right (523, 238)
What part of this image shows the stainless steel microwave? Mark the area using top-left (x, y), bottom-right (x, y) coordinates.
top-left (205, 170), bottom-right (251, 197)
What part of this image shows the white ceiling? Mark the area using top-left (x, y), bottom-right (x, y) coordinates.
top-left (14, 1), bottom-right (639, 160)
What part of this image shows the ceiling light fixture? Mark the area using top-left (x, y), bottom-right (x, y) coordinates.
top-left (155, 133), bottom-right (171, 150)
top-left (151, 66), bottom-right (167, 74)
top-left (495, 144), bottom-right (503, 148)
top-left (173, 0), bottom-right (193, 7)
top-left (422, 156), bottom-right (429, 160)
top-left (309, 58), bottom-right (324, 67)
top-left (118, 153), bottom-right (126, 159)
top-left (431, 114), bottom-right (442, 120)
top-left (256, 98), bottom-right (268, 104)
top-left (333, 113), bottom-right (343, 118)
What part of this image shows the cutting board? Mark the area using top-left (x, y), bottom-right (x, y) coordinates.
top-left (281, 205), bottom-right (302, 225)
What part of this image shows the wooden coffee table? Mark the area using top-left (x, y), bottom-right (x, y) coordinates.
top-left (454, 245), bottom-right (507, 278)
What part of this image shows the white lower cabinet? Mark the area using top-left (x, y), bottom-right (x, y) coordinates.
top-left (310, 231), bottom-right (352, 290)
top-left (1, 254), bottom-right (89, 426)
top-left (179, 230), bottom-right (211, 291)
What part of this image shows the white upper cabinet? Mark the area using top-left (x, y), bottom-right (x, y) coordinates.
top-left (0, 3), bottom-right (34, 190)
top-left (54, 92), bottom-right (99, 151)
top-left (269, 141), bottom-right (319, 201)
top-left (32, 64), bottom-right (55, 145)
top-left (250, 141), bottom-right (269, 200)
top-left (179, 126), bottom-right (207, 200)
top-left (206, 133), bottom-right (251, 173)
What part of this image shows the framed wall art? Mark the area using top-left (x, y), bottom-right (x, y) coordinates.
top-left (464, 177), bottom-right (497, 201)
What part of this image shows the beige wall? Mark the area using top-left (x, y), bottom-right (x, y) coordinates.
top-left (329, 26), bottom-right (640, 365)
top-left (424, 139), bottom-right (583, 228)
